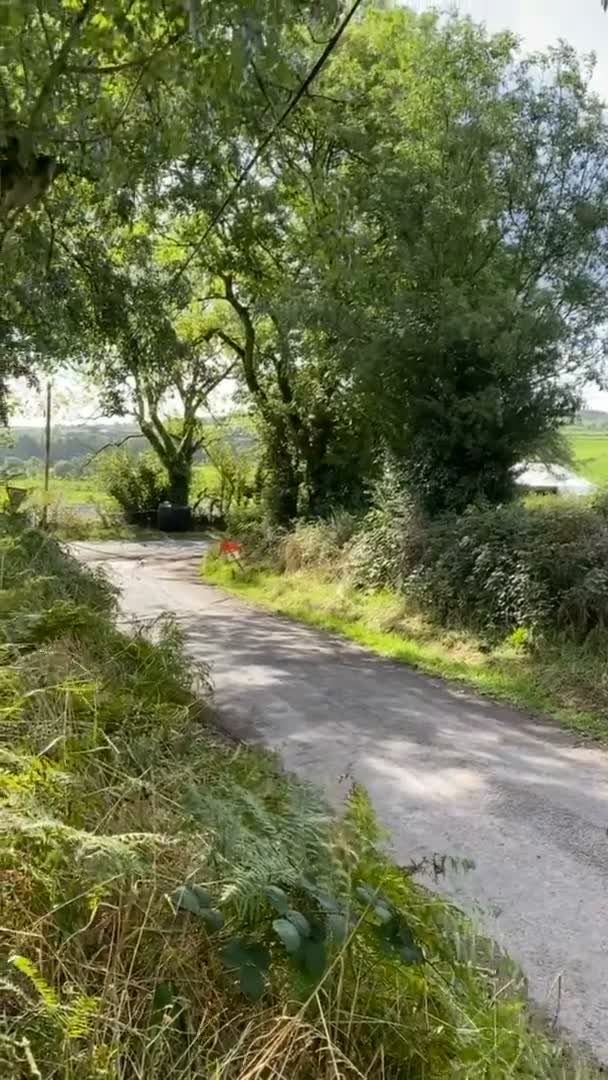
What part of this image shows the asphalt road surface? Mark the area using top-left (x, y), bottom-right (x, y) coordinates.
top-left (74, 539), bottom-right (608, 1062)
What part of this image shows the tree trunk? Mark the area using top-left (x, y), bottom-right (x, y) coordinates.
top-left (268, 460), bottom-right (298, 524)
top-left (262, 425), bottom-right (299, 524)
top-left (305, 460), bottom-right (335, 517)
top-left (166, 458), bottom-right (192, 506)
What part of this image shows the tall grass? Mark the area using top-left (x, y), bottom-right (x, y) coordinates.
top-left (1, 514), bottom-right (598, 1077)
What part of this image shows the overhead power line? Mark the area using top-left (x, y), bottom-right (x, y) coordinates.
top-left (168, 0), bottom-right (365, 293)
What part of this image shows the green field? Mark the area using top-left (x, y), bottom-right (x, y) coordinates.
top-left (567, 430), bottom-right (608, 485)
top-left (12, 462), bottom-right (221, 509)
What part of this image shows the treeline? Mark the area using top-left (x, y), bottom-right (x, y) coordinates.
top-left (570, 410), bottom-right (608, 431)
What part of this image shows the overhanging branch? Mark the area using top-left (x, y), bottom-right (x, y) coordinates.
top-left (83, 431), bottom-right (141, 466)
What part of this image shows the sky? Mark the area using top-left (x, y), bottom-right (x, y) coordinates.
top-left (411, 0), bottom-right (607, 86)
top-left (15, 0), bottom-right (608, 423)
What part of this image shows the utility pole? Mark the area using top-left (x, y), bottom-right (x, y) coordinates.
top-left (42, 381), bottom-right (52, 528)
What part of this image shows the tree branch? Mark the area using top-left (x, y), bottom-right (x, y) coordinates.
top-left (216, 330), bottom-right (245, 360)
top-left (29, 0), bottom-right (97, 130)
top-left (83, 431), bottom-right (141, 466)
top-left (66, 30), bottom-right (184, 76)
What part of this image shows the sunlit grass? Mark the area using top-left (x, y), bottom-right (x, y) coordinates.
top-left (567, 430), bottom-right (608, 486)
top-left (18, 462), bottom-right (222, 508)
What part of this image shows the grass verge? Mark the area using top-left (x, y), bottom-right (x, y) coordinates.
top-left (1, 516), bottom-right (599, 1077)
top-left (202, 555), bottom-right (608, 742)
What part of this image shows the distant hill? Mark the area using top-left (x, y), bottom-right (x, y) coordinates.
top-left (0, 424), bottom-right (146, 467)
top-left (0, 415), bottom-right (256, 470)
top-left (567, 409), bottom-right (608, 431)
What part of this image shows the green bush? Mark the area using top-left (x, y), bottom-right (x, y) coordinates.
top-left (338, 498), bottom-right (608, 640)
top-left (404, 501), bottom-right (608, 639)
top-left (95, 448), bottom-right (170, 521)
top-left (232, 482), bottom-right (608, 641)
top-left (52, 459), bottom-right (78, 479)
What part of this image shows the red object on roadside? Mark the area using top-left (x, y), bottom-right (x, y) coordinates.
top-left (219, 539), bottom-right (242, 556)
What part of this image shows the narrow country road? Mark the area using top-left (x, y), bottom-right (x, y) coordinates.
top-left (74, 539), bottom-right (608, 1062)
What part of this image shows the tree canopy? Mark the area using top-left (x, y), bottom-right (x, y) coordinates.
top-left (0, 0), bottom-right (337, 407)
top-left (167, 7), bottom-right (608, 515)
top-left (4, 2), bottom-right (608, 517)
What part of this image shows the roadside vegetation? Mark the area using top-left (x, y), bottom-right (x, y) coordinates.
top-left (11, 449), bottom-right (252, 540)
top-left (204, 486), bottom-right (608, 741)
top-left (2, 513), bottom-right (596, 1078)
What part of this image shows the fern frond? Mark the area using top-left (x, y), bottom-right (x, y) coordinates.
top-left (65, 994), bottom-right (100, 1040)
top-left (9, 956), bottom-right (59, 1012)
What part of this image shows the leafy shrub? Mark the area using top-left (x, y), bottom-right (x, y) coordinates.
top-left (232, 515), bottom-right (286, 567)
top-left (224, 500), bottom-right (266, 540)
top-left (195, 438), bottom-right (255, 521)
top-left (96, 448), bottom-right (170, 520)
top-left (406, 501), bottom-right (608, 639)
top-left (233, 482), bottom-right (608, 642)
top-left (52, 459), bottom-right (79, 479)
top-left (280, 514), bottom-right (357, 574)
top-left (345, 505), bottom-right (427, 591)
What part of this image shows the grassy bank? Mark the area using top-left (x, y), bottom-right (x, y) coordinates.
top-left (1, 516), bottom-right (599, 1077)
top-left (203, 556), bottom-right (608, 742)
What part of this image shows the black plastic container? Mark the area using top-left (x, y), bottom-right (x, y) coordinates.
top-left (157, 503), bottom-right (192, 533)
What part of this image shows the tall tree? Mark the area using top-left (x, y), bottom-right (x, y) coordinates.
top-left (168, 24), bottom-right (379, 519)
top-left (0, 0), bottom-right (337, 413)
top-left (205, 7), bottom-right (608, 516)
top-left (67, 223), bottom-right (232, 505)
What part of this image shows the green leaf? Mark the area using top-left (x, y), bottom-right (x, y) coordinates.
top-left (273, 917), bottom-right (301, 953)
top-left (286, 909), bottom-right (310, 937)
top-left (355, 883), bottom-right (378, 907)
top-left (222, 938), bottom-right (271, 975)
top-left (151, 980), bottom-right (179, 1025)
top-left (398, 942), bottom-right (424, 965)
top-left (327, 913), bottom-right (349, 944)
top-left (200, 908), bottom-right (224, 932)
top-left (169, 886), bottom-right (201, 915)
top-left (239, 965), bottom-right (266, 1001)
top-left (190, 885), bottom-right (212, 909)
top-left (265, 885), bottom-right (289, 914)
top-left (302, 939), bottom-right (327, 977)
top-left (396, 924), bottom-right (424, 965)
top-left (315, 890), bottom-right (341, 914)
top-left (152, 982), bottom-right (175, 1012)
top-left (308, 919), bottom-right (327, 944)
top-left (244, 943), bottom-right (271, 972)
top-left (222, 937), bottom-right (249, 971)
top-left (374, 903), bottom-right (393, 924)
